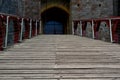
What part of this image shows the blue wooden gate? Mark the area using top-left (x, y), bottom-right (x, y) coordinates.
top-left (44, 21), bottom-right (63, 34)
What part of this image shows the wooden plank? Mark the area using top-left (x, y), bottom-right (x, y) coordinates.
top-left (0, 35), bottom-right (120, 80)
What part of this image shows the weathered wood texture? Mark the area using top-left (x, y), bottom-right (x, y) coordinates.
top-left (0, 35), bottom-right (120, 80)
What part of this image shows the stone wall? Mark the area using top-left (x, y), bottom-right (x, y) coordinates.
top-left (71, 0), bottom-right (114, 20)
top-left (0, 0), bottom-right (41, 19)
top-left (0, 0), bottom-right (115, 20)
top-left (23, 0), bottom-right (41, 19)
top-left (0, 0), bottom-right (23, 16)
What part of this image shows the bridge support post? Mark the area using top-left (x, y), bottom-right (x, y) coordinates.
top-left (92, 20), bottom-right (95, 39)
top-left (77, 23), bottom-right (80, 35)
top-left (39, 20), bottom-right (42, 34)
top-left (19, 18), bottom-right (24, 42)
top-left (35, 20), bottom-right (38, 36)
top-left (3, 16), bottom-right (9, 49)
top-left (29, 19), bottom-right (32, 38)
top-left (72, 21), bottom-right (74, 35)
top-left (109, 19), bottom-right (113, 43)
top-left (80, 21), bottom-right (82, 36)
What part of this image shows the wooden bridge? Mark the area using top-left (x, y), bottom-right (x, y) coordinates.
top-left (0, 35), bottom-right (120, 80)
top-left (0, 14), bottom-right (120, 80)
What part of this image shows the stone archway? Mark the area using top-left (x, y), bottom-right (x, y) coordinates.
top-left (41, 0), bottom-right (71, 34)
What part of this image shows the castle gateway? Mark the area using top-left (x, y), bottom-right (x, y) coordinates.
top-left (41, 0), bottom-right (70, 34)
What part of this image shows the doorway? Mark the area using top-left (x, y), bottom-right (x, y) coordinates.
top-left (44, 21), bottom-right (63, 34)
top-left (41, 7), bottom-right (70, 34)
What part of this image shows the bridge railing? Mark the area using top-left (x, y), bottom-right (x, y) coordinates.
top-left (0, 13), bottom-right (41, 51)
top-left (72, 17), bottom-right (120, 43)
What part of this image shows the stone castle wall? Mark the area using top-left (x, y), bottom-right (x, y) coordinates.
top-left (71, 0), bottom-right (113, 20)
top-left (0, 0), bottom-right (40, 19)
top-left (23, 0), bottom-right (41, 19)
top-left (0, 0), bottom-right (115, 19)
top-left (0, 0), bottom-right (23, 16)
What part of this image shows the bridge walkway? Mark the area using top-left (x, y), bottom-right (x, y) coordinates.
top-left (0, 35), bottom-right (120, 80)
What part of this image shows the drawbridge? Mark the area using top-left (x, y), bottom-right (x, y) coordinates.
top-left (0, 13), bottom-right (120, 80)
